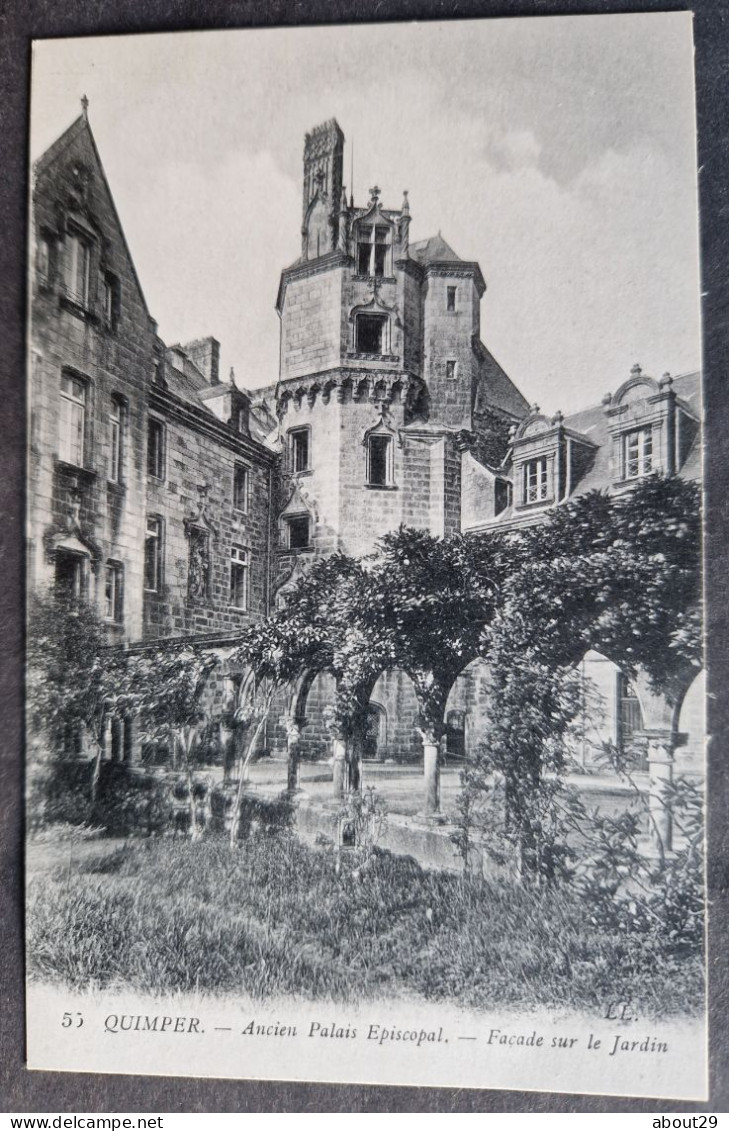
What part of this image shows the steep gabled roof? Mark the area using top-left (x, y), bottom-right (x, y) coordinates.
top-left (34, 111), bottom-right (152, 322)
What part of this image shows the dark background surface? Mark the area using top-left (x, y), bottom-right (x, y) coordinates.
top-left (1, 0), bottom-right (728, 1114)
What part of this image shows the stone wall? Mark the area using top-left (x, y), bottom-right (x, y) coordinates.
top-left (144, 398), bottom-right (272, 638)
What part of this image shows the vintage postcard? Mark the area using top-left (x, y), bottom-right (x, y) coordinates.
top-left (25, 15), bottom-right (707, 1100)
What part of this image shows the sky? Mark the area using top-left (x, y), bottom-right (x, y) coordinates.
top-left (30, 15), bottom-right (701, 413)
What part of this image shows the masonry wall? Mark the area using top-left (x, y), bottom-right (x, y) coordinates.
top-left (279, 263), bottom-right (345, 381)
top-left (422, 273), bottom-right (479, 431)
top-left (30, 122), bottom-right (156, 642)
top-left (144, 403), bottom-right (272, 639)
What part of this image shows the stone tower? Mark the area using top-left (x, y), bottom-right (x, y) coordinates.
top-left (301, 120), bottom-right (344, 261)
top-left (273, 120), bottom-right (528, 586)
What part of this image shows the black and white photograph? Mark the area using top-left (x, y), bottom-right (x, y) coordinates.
top-left (24, 14), bottom-right (707, 1101)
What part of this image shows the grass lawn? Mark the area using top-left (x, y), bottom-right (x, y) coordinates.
top-left (26, 833), bottom-right (704, 1019)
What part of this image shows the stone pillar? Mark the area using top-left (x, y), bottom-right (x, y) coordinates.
top-left (123, 714), bottom-right (138, 764)
top-left (285, 717), bottom-right (302, 795)
top-left (646, 730), bottom-right (675, 854)
top-left (332, 737), bottom-right (348, 798)
top-left (110, 718), bottom-right (124, 764)
top-left (423, 741), bottom-right (441, 818)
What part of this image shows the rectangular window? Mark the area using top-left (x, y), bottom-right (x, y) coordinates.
top-left (109, 399), bottom-right (123, 483)
top-left (357, 232), bottom-right (372, 275)
top-left (287, 515), bottom-right (311, 550)
top-left (144, 517), bottom-right (162, 592)
top-left (374, 227), bottom-right (389, 277)
top-left (233, 463), bottom-right (249, 512)
top-left (147, 418), bottom-right (165, 479)
top-left (55, 551), bottom-right (84, 602)
top-left (368, 434), bottom-right (393, 487)
top-left (37, 236), bottom-right (52, 286)
top-left (356, 314), bottom-right (386, 354)
top-left (63, 233), bottom-right (91, 307)
top-left (58, 372), bottom-right (86, 466)
top-left (104, 562), bottom-right (124, 623)
top-left (523, 456), bottom-right (549, 504)
top-left (495, 478), bottom-right (510, 515)
top-left (102, 273), bottom-right (119, 331)
top-left (623, 427), bottom-right (653, 479)
top-left (290, 428), bottom-right (310, 473)
top-left (447, 286), bottom-right (457, 311)
top-left (446, 360), bottom-right (457, 380)
top-left (230, 545), bottom-right (249, 609)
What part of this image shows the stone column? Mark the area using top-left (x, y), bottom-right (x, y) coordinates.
top-left (332, 737), bottom-right (348, 798)
top-left (423, 740), bottom-right (441, 818)
top-left (645, 730), bottom-right (675, 854)
top-left (285, 717), bottom-right (302, 796)
top-left (110, 718), bottom-right (124, 764)
top-left (122, 714), bottom-right (138, 764)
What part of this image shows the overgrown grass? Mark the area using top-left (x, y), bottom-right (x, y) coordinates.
top-left (26, 836), bottom-right (704, 1017)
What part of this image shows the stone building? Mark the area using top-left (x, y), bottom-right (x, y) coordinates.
top-left (28, 108), bottom-right (703, 786)
top-left (28, 105), bottom-right (275, 741)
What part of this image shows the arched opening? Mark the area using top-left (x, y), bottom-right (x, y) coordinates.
top-left (444, 658), bottom-right (492, 760)
top-left (676, 669), bottom-right (705, 776)
top-left (363, 701), bottom-right (387, 761)
top-left (573, 650), bottom-right (646, 772)
top-left (368, 669), bottom-right (421, 763)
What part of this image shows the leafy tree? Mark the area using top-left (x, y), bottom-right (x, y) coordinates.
top-left (26, 594), bottom-right (135, 815)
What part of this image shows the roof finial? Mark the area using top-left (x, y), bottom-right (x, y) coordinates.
top-left (401, 190), bottom-right (410, 215)
top-left (81, 94), bottom-right (89, 119)
top-left (229, 366), bottom-right (236, 387)
top-left (369, 185), bottom-right (381, 205)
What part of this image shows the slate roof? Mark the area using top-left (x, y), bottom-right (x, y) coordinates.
top-left (409, 234), bottom-right (463, 264)
top-left (466, 370), bottom-right (701, 532)
top-left (474, 340), bottom-right (530, 419)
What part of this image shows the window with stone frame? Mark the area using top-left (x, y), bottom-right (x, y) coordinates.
top-left (622, 425), bottom-right (653, 480)
top-left (55, 550), bottom-right (86, 602)
top-left (108, 396), bottom-right (124, 483)
top-left (104, 561), bottom-right (124, 624)
top-left (367, 434), bottom-right (394, 487)
top-left (522, 455), bottom-right (549, 504)
top-left (147, 417), bottom-right (165, 479)
top-left (447, 286), bottom-right (457, 312)
top-left (289, 427), bottom-right (311, 473)
top-left (286, 514), bottom-right (311, 550)
top-left (446, 360), bottom-right (457, 380)
top-left (230, 545), bottom-right (249, 609)
top-left (356, 224), bottom-right (391, 277)
top-left (58, 371), bottom-right (87, 467)
top-left (144, 516), bottom-right (163, 592)
top-left (233, 463), bottom-right (249, 512)
top-left (63, 231), bottom-right (92, 308)
top-left (37, 233), bottom-right (53, 288)
top-left (356, 313), bottom-right (388, 355)
top-left (102, 272), bottom-right (120, 331)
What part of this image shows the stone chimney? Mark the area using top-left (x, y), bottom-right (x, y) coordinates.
top-left (181, 336), bottom-right (221, 386)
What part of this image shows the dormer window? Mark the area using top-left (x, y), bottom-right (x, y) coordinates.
top-left (622, 426), bottom-right (653, 480)
top-left (523, 456), bottom-right (549, 504)
top-left (356, 224), bottom-right (391, 277)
